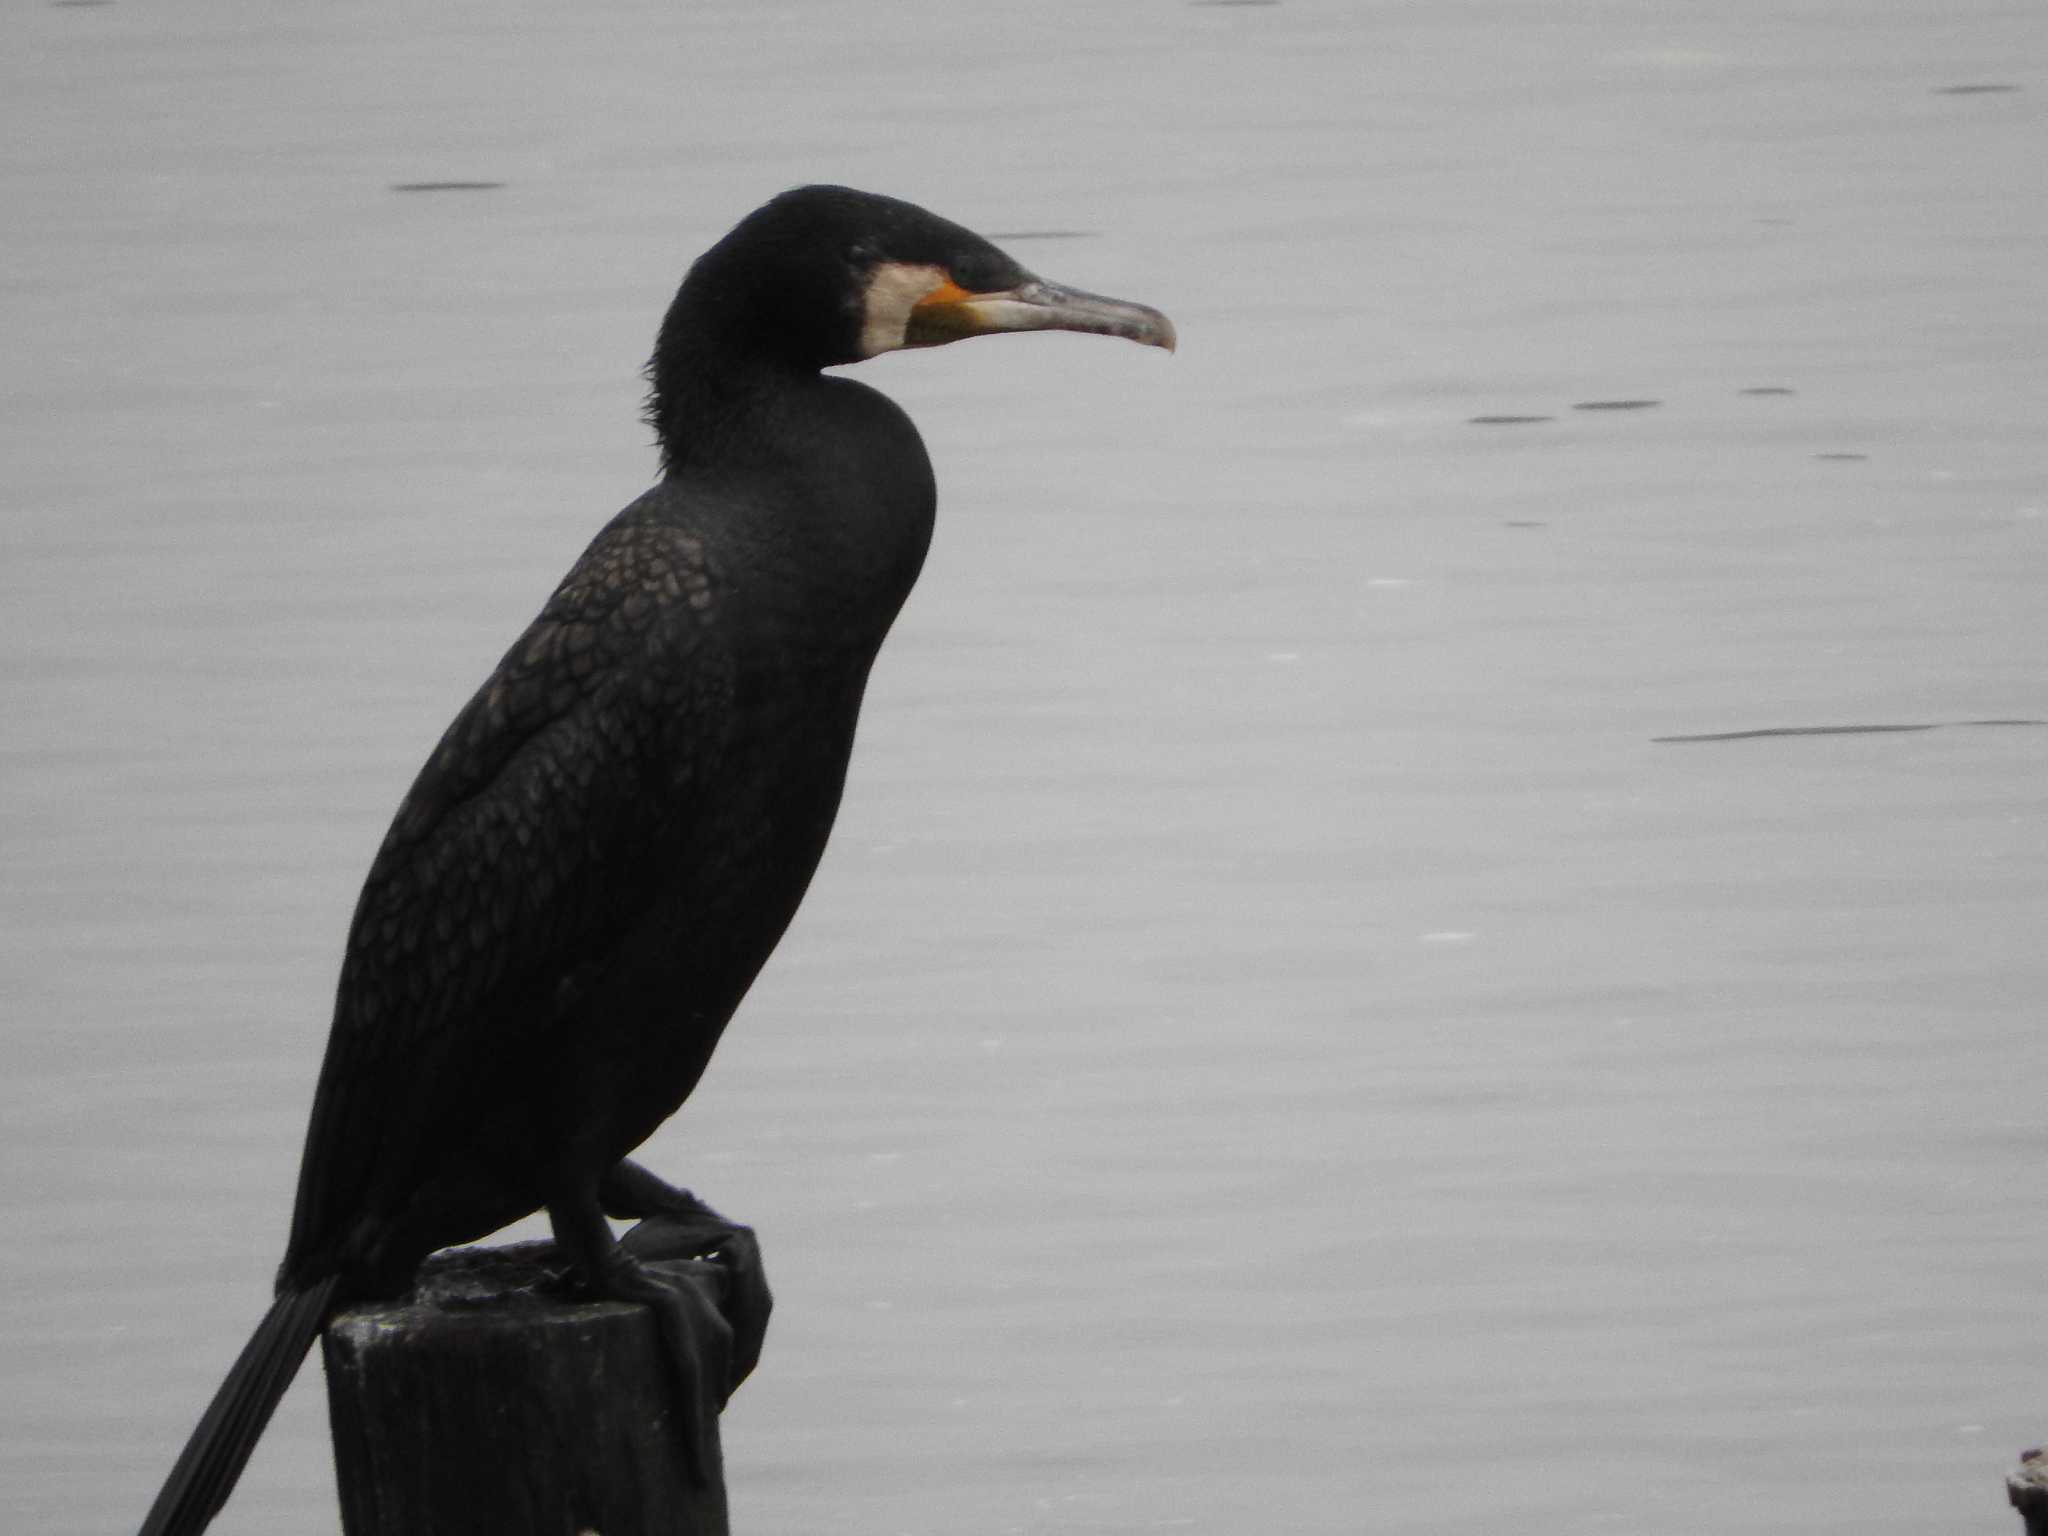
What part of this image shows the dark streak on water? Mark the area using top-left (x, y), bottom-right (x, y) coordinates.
top-left (1469, 414), bottom-right (1553, 425)
top-left (1504, 520), bottom-right (1548, 528)
top-left (1741, 386), bottom-right (1797, 396)
top-left (1655, 719), bottom-right (2048, 744)
top-left (390, 181), bottom-right (507, 193)
top-left (1815, 452), bottom-right (1869, 461)
top-left (1934, 83), bottom-right (2021, 94)
top-left (1573, 399), bottom-right (1661, 411)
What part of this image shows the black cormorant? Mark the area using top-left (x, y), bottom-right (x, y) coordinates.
top-left (136, 184), bottom-right (1174, 1536)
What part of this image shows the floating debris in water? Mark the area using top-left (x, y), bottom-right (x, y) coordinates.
top-left (1573, 399), bottom-right (1661, 411)
top-left (1933, 83), bottom-right (2021, 94)
top-left (1468, 414), bottom-right (1553, 425)
top-left (1740, 386), bottom-right (1796, 396)
top-left (984, 231), bottom-right (1097, 242)
top-left (1814, 451), bottom-right (1868, 461)
top-left (391, 181), bottom-right (507, 193)
top-left (1655, 719), bottom-right (2048, 744)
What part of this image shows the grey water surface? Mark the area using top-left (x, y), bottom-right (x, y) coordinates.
top-left (5, 2), bottom-right (2045, 1533)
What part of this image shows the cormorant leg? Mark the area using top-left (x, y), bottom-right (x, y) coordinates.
top-left (599, 1158), bottom-right (719, 1222)
top-left (547, 1186), bottom-right (730, 1487)
top-left (605, 1159), bottom-right (771, 1392)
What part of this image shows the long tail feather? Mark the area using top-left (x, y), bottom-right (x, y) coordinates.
top-left (138, 1275), bottom-right (340, 1536)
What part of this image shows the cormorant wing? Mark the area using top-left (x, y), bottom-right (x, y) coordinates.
top-left (284, 510), bottom-right (731, 1274)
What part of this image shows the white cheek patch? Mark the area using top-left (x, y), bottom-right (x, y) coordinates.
top-left (859, 262), bottom-right (951, 358)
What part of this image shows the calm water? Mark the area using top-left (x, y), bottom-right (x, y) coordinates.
top-left (5, 3), bottom-right (2045, 1532)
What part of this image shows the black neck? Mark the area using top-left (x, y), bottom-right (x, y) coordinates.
top-left (645, 322), bottom-right (814, 472)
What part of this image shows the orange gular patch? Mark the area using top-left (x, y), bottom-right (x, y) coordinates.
top-left (858, 262), bottom-right (961, 358)
top-left (912, 277), bottom-right (976, 309)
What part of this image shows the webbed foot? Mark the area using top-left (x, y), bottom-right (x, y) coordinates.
top-left (605, 1159), bottom-right (772, 1393)
top-left (548, 1185), bottom-right (738, 1487)
top-left (585, 1242), bottom-right (732, 1486)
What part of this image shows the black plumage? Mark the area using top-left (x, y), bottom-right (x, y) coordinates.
top-left (137, 184), bottom-right (1173, 1536)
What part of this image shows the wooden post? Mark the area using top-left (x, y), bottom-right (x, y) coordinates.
top-left (2011, 1448), bottom-right (2048, 1535)
top-left (321, 1227), bottom-right (741, 1536)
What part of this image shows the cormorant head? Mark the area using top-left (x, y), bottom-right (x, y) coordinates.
top-left (656, 184), bottom-right (1176, 376)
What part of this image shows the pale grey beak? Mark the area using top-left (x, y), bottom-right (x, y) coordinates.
top-left (906, 278), bottom-right (1177, 353)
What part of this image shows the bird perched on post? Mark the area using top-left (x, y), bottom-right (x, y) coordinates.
top-left (136, 184), bottom-right (1174, 1536)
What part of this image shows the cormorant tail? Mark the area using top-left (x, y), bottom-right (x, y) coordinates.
top-left (137, 1274), bottom-right (340, 1536)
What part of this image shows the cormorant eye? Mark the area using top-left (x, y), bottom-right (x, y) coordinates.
top-left (952, 252), bottom-right (1015, 294)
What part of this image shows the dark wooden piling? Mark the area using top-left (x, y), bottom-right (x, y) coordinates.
top-left (321, 1226), bottom-right (742, 1536)
top-left (2010, 1448), bottom-right (2048, 1535)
